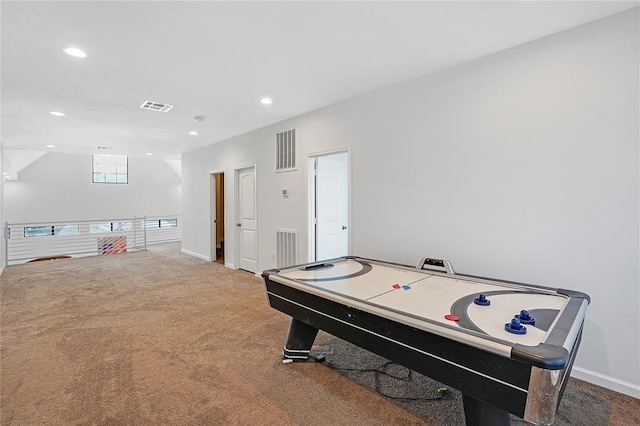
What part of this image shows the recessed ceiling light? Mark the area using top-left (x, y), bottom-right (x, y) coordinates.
top-left (146, 153), bottom-right (153, 156)
top-left (63, 47), bottom-right (87, 58)
top-left (46, 144), bottom-right (56, 148)
top-left (189, 131), bottom-right (198, 136)
top-left (261, 98), bottom-right (273, 105)
top-left (49, 111), bottom-right (66, 117)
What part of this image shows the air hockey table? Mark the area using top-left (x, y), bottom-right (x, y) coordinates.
top-left (262, 256), bottom-right (589, 426)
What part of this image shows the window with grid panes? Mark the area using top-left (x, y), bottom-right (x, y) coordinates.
top-left (92, 154), bottom-right (128, 184)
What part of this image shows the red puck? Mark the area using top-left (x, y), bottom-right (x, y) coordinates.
top-left (392, 284), bottom-right (401, 289)
top-left (445, 314), bottom-right (460, 321)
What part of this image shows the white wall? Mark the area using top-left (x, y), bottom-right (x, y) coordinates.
top-left (4, 152), bottom-right (181, 223)
top-left (0, 146), bottom-right (5, 274)
top-left (182, 9), bottom-right (639, 396)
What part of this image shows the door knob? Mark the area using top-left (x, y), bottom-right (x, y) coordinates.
top-left (237, 223), bottom-right (242, 227)
top-left (342, 226), bottom-right (347, 230)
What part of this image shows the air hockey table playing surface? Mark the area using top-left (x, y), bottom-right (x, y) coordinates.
top-left (263, 256), bottom-right (590, 426)
top-left (277, 257), bottom-right (574, 351)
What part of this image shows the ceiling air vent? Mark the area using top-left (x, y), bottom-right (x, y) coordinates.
top-left (276, 128), bottom-right (296, 172)
top-left (140, 101), bottom-right (174, 112)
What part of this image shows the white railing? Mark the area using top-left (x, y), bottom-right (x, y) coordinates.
top-left (4, 215), bottom-right (181, 265)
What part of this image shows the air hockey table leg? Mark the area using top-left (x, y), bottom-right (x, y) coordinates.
top-left (462, 394), bottom-right (510, 426)
top-left (283, 318), bottom-right (319, 361)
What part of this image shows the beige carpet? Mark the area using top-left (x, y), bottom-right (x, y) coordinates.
top-left (1, 243), bottom-right (638, 425)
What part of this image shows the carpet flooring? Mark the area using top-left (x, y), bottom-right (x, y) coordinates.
top-left (1, 243), bottom-right (638, 425)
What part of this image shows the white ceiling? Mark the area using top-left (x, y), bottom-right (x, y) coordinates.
top-left (1, 1), bottom-right (637, 163)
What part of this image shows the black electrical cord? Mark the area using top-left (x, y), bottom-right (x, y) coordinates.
top-left (314, 355), bottom-right (448, 402)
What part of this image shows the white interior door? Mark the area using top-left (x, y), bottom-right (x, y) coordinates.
top-left (237, 167), bottom-right (257, 272)
top-left (316, 152), bottom-right (348, 260)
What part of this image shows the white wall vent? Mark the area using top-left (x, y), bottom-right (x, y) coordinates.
top-left (276, 128), bottom-right (296, 172)
top-left (140, 101), bottom-right (174, 112)
top-left (276, 229), bottom-right (297, 268)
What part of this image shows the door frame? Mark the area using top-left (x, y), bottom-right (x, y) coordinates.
top-left (306, 147), bottom-right (351, 262)
top-left (234, 163), bottom-right (258, 275)
top-left (209, 170), bottom-right (225, 262)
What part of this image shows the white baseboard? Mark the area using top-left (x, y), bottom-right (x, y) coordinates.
top-left (571, 366), bottom-right (640, 399)
top-left (225, 262), bottom-right (235, 269)
top-left (180, 249), bottom-right (211, 262)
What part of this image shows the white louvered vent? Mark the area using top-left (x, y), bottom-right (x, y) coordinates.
top-left (140, 101), bottom-right (174, 112)
top-left (276, 229), bottom-right (298, 268)
top-left (276, 128), bottom-right (296, 172)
